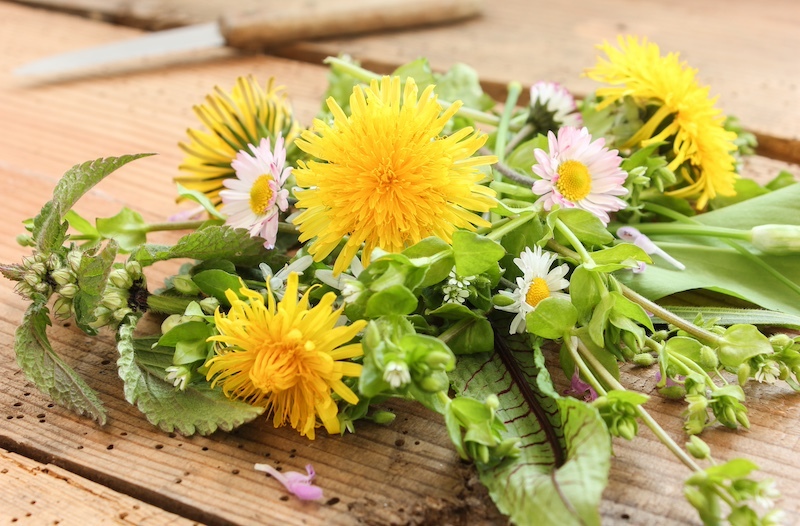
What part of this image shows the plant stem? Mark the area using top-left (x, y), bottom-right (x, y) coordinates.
top-left (486, 212), bottom-right (536, 241)
top-left (575, 339), bottom-right (704, 473)
top-left (147, 294), bottom-right (195, 314)
top-left (564, 336), bottom-right (608, 397)
top-left (144, 220), bottom-right (207, 232)
top-left (629, 223), bottom-right (750, 241)
top-left (486, 154), bottom-right (538, 187)
top-left (616, 279), bottom-right (720, 345)
top-left (554, 219), bottom-right (595, 264)
top-left (437, 318), bottom-right (472, 344)
top-left (504, 123), bottom-right (534, 156)
top-left (495, 82), bottom-right (522, 165)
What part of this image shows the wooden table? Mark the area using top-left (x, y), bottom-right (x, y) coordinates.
top-left (1, 2), bottom-right (798, 524)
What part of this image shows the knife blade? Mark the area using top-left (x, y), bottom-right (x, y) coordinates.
top-left (15, 0), bottom-right (483, 77)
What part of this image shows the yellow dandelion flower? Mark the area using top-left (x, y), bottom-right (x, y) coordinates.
top-left (205, 273), bottom-right (367, 439)
top-left (292, 76), bottom-right (498, 275)
top-left (176, 76), bottom-right (303, 205)
top-left (586, 35), bottom-right (738, 209)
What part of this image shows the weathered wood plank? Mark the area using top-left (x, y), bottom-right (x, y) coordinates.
top-left (0, 449), bottom-right (198, 525)
top-left (1, 3), bottom-right (799, 526)
top-left (12, 0), bottom-right (800, 164)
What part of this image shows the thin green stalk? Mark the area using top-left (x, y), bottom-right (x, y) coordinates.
top-left (575, 339), bottom-right (704, 473)
top-left (504, 123), bottom-right (534, 156)
top-left (490, 158), bottom-right (537, 186)
top-left (564, 336), bottom-right (608, 397)
top-left (554, 219), bottom-right (594, 264)
top-left (495, 82), bottom-right (522, 165)
top-left (147, 294), bottom-right (194, 314)
top-left (628, 223), bottom-right (750, 241)
top-left (617, 280), bottom-right (720, 345)
top-left (144, 220), bottom-right (207, 232)
top-left (437, 318), bottom-right (473, 344)
top-left (486, 212), bottom-right (536, 241)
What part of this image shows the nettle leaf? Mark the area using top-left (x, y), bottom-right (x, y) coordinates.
top-left (133, 225), bottom-right (270, 267)
top-left (95, 208), bottom-right (147, 251)
top-left (116, 316), bottom-right (263, 435)
top-left (72, 241), bottom-right (118, 334)
top-left (14, 303), bottom-right (106, 423)
top-left (33, 155), bottom-right (153, 253)
top-left (450, 333), bottom-right (611, 526)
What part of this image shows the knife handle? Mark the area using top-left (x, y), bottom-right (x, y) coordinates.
top-left (220, 0), bottom-right (483, 50)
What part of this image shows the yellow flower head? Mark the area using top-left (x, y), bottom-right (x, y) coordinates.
top-left (176, 76), bottom-right (302, 205)
top-left (205, 273), bottom-right (367, 439)
top-left (586, 36), bottom-right (738, 209)
top-left (292, 76), bottom-right (498, 275)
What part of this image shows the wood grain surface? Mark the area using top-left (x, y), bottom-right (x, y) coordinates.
top-left (1, 2), bottom-right (799, 525)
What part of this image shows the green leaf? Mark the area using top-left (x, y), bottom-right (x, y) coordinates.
top-left (95, 208), bottom-right (147, 251)
top-left (587, 244), bottom-right (651, 272)
top-left (526, 297), bottom-right (578, 339)
top-left (451, 335), bottom-right (610, 526)
top-left (553, 209), bottom-right (614, 247)
top-left (392, 58), bottom-right (436, 89)
top-left (611, 292), bottom-right (654, 332)
top-left (716, 324), bottom-right (773, 368)
top-left (14, 303), bottom-right (106, 423)
top-left (133, 226), bottom-right (270, 267)
top-left (443, 317), bottom-right (494, 355)
top-left (365, 284), bottom-right (418, 317)
top-left (435, 63), bottom-right (494, 111)
top-left (64, 210), bottom-right (100, 241)
top-left (72, 241), bottom-right (118, 334)
top-left (506, 136), bottom-right (549, 177)
top-left (402, 237), bottom-right (455, 288)
top-left (116, 316), bottom-right (263, 435)
top-left (765, 170), bottom-right (797, 192)
top-left (33, 155), bottom-right (152, 253)
top-left (569, 266), bottom-right (601, 322)
top-left (192, 269), bottom-right (246, 306)
top-left (452, 231), bottom-right (505, 277)
top-left (175, 183), bottom-right (226, 220)
top-left (657, 306), bottom-right (800, 329)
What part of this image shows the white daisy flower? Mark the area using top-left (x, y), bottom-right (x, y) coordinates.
top-left (529, 81), bottom-right (583, 129)
top-left (532, 126), bottom-right (628, 225)
top-left (495, 246), bottom-right (570, 334)
top-left (219, 134), bottom-right (292, 248)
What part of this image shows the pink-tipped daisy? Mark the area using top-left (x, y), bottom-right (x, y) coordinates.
top-left (220, 134), bottom-right (291, 248)
top-left (529, 81), bottom-right (583, 129)
top-left (532, 126), bottom-right (628, 225)
top-left (495, 246), bottom-right (570, 334)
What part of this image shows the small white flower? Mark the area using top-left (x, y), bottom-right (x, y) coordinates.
top-left (260, 255), bottom-right (314, 299)
top-left (315, 258), bottom-right (364, 304)
top-left (441, 269), bottom-right (475, 305)
top-left (165, 365), bottom-right (192, 391)
top-left (529, 81), bottom-right (583, 129)
top-left (384, 361), bottom-right (411, 389)
top-left (495, 246), bottom-right (570, 334)
top-left (754, 360), bottom-right (781, 384)
top-left (220, 134), bottom-right (292, 249)
top-left (754, 479), bottom-right (780, 509)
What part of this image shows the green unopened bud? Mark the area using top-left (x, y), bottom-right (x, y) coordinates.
top-left (683, 487), bottom-right (709, 512)
top-left (160, 314), bottom-right (185, 335)
top-left (90, 307), bottom-right (112, 329)
top-left (34, 282), bottom-right (50, 294)
top-left (699, 345), bottom-right (718, 370)
top-left (50, 268), bottom-right (75, 286)
top-left (67, 250), bottom-right (82, 272)
top-left (616, 419), bottom-right (637, 440)
top-left (659, 385), bottom-right (685, 400)
top-left (423, 350), bottom-right (454, 369)
top-left (172, 274), bottom-right (201, 295)
top-left (736, 409), bottom-right (750, 429)
top-left (53, 297), bottom-right (72, 319)
top-left (685, 435), bottom-right (711, 459)
top-left (769, 333), bottom-right (794, 350)
top-left (30, 262), bottom-right (47, 275)
top-left (723, 406), bottom-right (738, 427)
top-left (370, 411), bottom-right (396, 425)
top-left (125, 260), bottom-right (142, 279)
top-left (113, 307), bottom-right (133, 321)
top-left (58, 283), bottom-right (79, 299)
top-left (418, 371), bottom-right (449, 392)
top-left (102, 290), bottom-right (127, 311)
top-left (16, 234), bottom-right (34, 247)
top-left (109, 268), bottom-right (133, 289)
top-left (23, 271), bottom-right (40, 287)
top-left (633, 353), bottom-right (656, 366)
top-left (485, 394), bottom-right (499, 411)
top-left (46, 254), bottom-right (62, 271)
top-left (199, 296), bottom-right (220, 314)
top-left (737, 362), bottom-right (751, 386)
top-left (492, 293), bottom-right (515, 307)
top-left (751, 224), bottom-right (800, 255)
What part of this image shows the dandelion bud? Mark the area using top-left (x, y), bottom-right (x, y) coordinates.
top-left (751, 224), bottom-right (800, 255)
top-left (109, 268), bottom-right (133, 289)
top-left (53, 297), bottom-right (72, 319)
top-left (59, 283), bottom-right (79, 299)
top-left (685, 436), bottom-right (711, 459)
top-left (50, 268), bottom-right (75, 286)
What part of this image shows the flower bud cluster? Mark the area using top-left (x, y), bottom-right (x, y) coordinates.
top-left (91, 261), bottom-right (145, 329)
top-left (445, 394), bottom-right (521, 468)
top-left (592, 391), bottom-right (647, 440)
top-left (441, 268), bottom-right (475, 305)
top-left (14, 252), bottom-right (53, 299)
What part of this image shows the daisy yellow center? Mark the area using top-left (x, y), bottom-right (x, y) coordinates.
top-left (525, 277), bottom-right (551, 307)
top-left (556, 160), bottom-right (592, 202)
top-left (249, 174), bottom-right (274, 214)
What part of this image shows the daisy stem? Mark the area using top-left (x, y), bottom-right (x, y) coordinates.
top-left (486, 154), bottom-right (537, 187)
top-left (504, 123), bottom-right (534, 156)
top-left (323, 56), bottom-right (504, 126)
top-left (486, 211), bottom-right (536, 241)
top-left (494, 82), bottom-right (523, 165)
top-left (575, 338), bottom-right (705, 474)
top-left (553, 219), bottom-right (594, 264)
